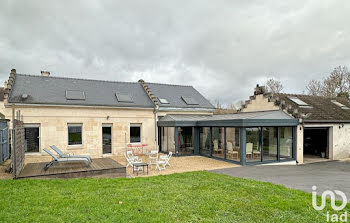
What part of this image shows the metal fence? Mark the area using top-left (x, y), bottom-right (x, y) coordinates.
top-left (0, 120), bottom-right (9, 164)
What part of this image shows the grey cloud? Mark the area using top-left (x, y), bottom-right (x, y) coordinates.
top-left (1, 0), bottom-right (350, 106)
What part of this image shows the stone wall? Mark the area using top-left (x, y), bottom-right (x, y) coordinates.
top-left (2, 105), bottom-right (157, 157)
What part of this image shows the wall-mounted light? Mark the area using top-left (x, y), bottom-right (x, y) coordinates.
top-left (339, 123), bottom-right (344, 129)
top-left (107, 115), bottom-right (110, 120)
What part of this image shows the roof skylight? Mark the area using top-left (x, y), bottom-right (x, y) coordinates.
top-left (331, 100), bottom-right (350, 110)
top-left (158, 98), bottom-right (169, 104)
top-left (115, 93), bottom-right (134, 103)
top-left (181, 96), bottom-right (199, 105)
top-left (65, 90), bottom-right (86, 100)
top-left (288, 97), bottom-right (308, 106)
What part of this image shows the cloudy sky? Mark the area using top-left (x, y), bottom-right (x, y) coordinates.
top-left (1, 1), bottom-right (349, 106)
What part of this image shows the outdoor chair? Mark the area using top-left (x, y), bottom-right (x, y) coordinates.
top-left (50, 145), bottom-right (91, 162)
top-left (148, 150), bottom-right (158, 165)
top-left (43, 148), bottom-right (90, 171)
top-left (159, 152), bottom-right (172, 167)
top-left (126, 150), bottom-right (140, 161)
top-left (124, 153), bottom-right (142, 167)
top-left (156, 160), bottom-right (166, 171)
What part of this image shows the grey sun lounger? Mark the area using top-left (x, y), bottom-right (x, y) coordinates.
top-left (50, 145), bottom-right (91, 162)
top-left (43, 148), bottom-right (91, 171)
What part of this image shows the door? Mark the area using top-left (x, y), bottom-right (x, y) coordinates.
top-left (25, 126), bottom-right (40, 153)
top-left (102, 125), bottom-right (112, 154)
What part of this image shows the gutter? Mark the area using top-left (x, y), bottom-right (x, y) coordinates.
top-left (303, 120), bottom-right (350, 124)
top-left (5, 102), bottom-right (155, 110)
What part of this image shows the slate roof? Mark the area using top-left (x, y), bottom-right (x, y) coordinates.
top-left (275, 93), bottom-right (350, 122)
top-left (146, 82), bottom-right (214, 109)
top-left (8, 74), bottom-right (155, 108)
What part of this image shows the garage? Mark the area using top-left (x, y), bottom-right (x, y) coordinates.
top-left (303, 128), bottom-right (329, 159)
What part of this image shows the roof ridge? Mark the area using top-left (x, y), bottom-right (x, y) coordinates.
top-left (16, 73), bottom-right (139, 85)
top-left (145, 81), bottom-right (192, 87)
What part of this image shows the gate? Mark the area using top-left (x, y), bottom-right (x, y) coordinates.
top-left (0, 120), bottom-right (9, 163)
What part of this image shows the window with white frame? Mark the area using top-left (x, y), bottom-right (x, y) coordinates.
top-left (130, 124), bottom-right (141, 143)
top-left (68, 124), bottom-right (82, 145)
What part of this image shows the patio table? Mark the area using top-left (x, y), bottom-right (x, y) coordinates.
top-left (132, 162), bottom-right (149, 176)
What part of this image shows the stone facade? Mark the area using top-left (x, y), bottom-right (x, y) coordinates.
top-left (0, 104), bottom-right (157, 156)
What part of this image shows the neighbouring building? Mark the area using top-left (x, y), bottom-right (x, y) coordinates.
top-left (241, 85), bottom-right (350, 164)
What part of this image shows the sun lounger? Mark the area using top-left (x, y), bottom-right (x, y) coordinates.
top-left (43, 148), bottom-right (90, 170)
top-left (50, 145), bottom-right (91, 162)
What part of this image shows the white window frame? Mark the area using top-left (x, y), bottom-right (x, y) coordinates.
top-left (130, 123), bottom-right (142, 144)
top-left (67, 123), bottom-right (83, 146)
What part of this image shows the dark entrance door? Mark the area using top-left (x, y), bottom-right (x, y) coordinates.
top-left (25, 127), bottom-right (40, 152)
top-left (304, 128), bottom-right (329, 158)
top-left (102, 126), bottom-right (112, 154)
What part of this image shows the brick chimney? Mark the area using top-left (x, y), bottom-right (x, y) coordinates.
top-left (41, 71), bottom-right (50, 76)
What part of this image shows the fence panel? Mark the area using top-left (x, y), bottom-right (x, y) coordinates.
top-left (0, 121), bottom-right (9, 163)
top-left (12, 119), bottom-right (25, 178)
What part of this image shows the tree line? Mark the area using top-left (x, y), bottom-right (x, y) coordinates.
top-left (266, 65), bottom-right (350, 99)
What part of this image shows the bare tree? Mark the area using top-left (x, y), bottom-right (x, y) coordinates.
top-left (307, 66), bottom-right (350, 97)
top-left (266, 78), bottom-right (283, 94)
top-left (306, 80), bottom-right (323, 96)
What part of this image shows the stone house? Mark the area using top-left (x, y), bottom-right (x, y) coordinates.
top-left (0, 69), bottom-right (214, 157)
top-left (241, 85), bottom-right (350, 164)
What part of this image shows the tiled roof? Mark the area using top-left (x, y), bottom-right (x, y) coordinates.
top-left (275, 93), bottom-right (350, 121)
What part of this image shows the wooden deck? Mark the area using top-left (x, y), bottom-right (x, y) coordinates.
top-left (17, 158), bottom-right (126, 179)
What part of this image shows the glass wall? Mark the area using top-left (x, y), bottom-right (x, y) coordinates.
top-left (199, 127), bottom-right (210, 156)
top-left (262, 127), bottom-right (278, 161)
top-left (160, 127), bottom-right (175, 153)
top-left (225, 128), bottom-right (240, 162)
top-left (178, 127), bottom-right (194, 155)
top-left (280, 127), bottom-right (293, 159)
top-left (246, 128), bottom-right (261, 162)
top-left (212, 127), bottom-right (225, 159)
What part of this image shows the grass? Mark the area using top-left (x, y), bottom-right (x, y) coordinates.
top-left (0, 171), bottom-right (348, 222)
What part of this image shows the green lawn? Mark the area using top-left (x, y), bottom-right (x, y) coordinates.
top-left (0, 171), bottom-right (347, 222)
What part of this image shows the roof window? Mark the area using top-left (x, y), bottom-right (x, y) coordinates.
top-left (331, 100), bottom-right (350, 110)
top-left (116, 93), bottom-right (134, 103)
top-left (65, 90), bottom-right (85, 100)
top-left (181, 96), bottom-right (199, 105)
top-left (158, 98), bottom-right (169, 104)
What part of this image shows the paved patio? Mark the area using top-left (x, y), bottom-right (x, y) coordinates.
top-left (111, 155), bottom-right (238, 177)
